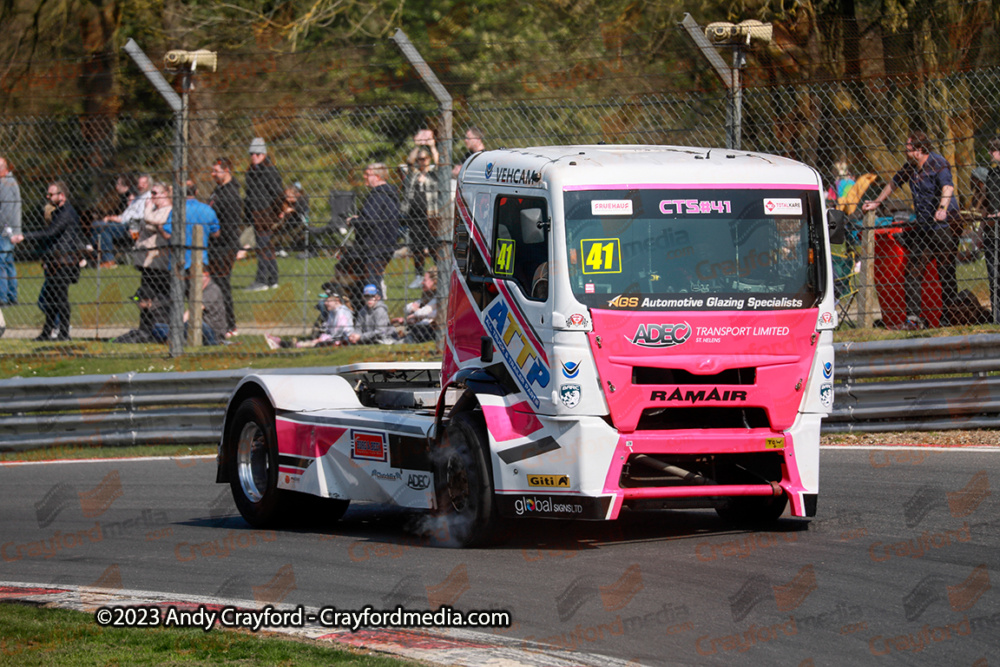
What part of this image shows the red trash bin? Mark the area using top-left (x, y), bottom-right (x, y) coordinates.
top-left (873, 227), bottom-right (942, 328)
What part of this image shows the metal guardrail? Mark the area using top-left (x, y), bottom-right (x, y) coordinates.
top-left (0, 367), bottom-right (342, 451)
top-left (827, 334), bottom-right (1000, 433)
top-left (2, 335), bottom-right (999, 450)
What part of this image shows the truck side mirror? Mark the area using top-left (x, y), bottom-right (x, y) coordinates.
top-left (827, 209), bottom-right (846, 245)
top-left (521, 208), bottom-right (547, 241)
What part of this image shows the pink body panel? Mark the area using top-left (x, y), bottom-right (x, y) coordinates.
top-left (480, 401), bottom-right (543, 442)
top-left (588, 309), bottom-right (818, 432)
top-left (275, 419), bottom-right (346, 460)
top-left (588, 308), bottom-right (818, 516)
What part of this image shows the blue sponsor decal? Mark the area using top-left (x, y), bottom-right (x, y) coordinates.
top-left (823, 361), bottom-right (833, 379)
top-left (485, 162), bottom-right (494, 179)
top-left (561, 361), bottom-right (580, 379)
top-left (484, 297), bottom-right (550, 407)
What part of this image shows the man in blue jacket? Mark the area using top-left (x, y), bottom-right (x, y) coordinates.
top-left (161, 182), bottom-right (220, 273)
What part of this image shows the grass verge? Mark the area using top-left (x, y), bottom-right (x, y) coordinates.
top-left (0, 601), bottom-right (418, 667)
top-left (0, 341), bottom-right (440, 378)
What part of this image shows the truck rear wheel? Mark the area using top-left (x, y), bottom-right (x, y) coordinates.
top-left (434, 412), bottom-right (497, 547)
top-left (228, 397), bottom-right (287, 528)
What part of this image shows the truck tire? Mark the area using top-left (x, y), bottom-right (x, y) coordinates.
top-left (228, 397), bottom-right (287, 528)
top-left (434, 412), bottom-right (497, 547)
top-left (715, 493), bottom-right (788, 525)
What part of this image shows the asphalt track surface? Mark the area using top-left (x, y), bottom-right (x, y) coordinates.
top-left (1, 447), bottom-right (998, 666)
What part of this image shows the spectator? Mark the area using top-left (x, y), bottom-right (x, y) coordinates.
top-left (453, 126), bottom-right (485, 177)
top-left (862, 131), bottom-right (961, 329)
top-left (132, 182), bottom-right (172, 299)
top-left (348, 283), bottom-right (396, 345)
top-left (11, 181), bottom-right (82, 341)
top-left (981, 137), bottom-right (1000, 323)
top-left (832, 160), bottom-right (856, 201)
top-left (343, 163), bottom-right (400, 298)
top-left (150, 272), bottom-right (227, 346)
top-left (275, 183), bottom-right (309, 257)
top-left (244, 137), bottom-right (284, 291)
top-left (0, 156), bottom-right (22, 305)
top-left (401, 145), bottom-right (440, 289)
top-left (161, 181), bottom-right (220, 274)
top-left (400, 268), bottom-right (438, 343)
top-left (92, 174), bottom-right (147, 268)
top-left (208, 157), bottom-right (244, 338)
top-left (265, 288), bottom-right (354, 349)
top-left (113, 283), bottom-right (170, 344)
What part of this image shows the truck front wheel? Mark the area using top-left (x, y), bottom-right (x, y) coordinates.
top-left (434, 412), bottom-right (497, 547)
top-left (228, 397), bottom-right (287, 528)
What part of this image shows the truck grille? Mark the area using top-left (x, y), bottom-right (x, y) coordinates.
top-left (632, 367), bottom-right (756, 385)
top-left (619, 452), bottom-right (783, 489)
top-left (636, 407), bottom-right (770, 430)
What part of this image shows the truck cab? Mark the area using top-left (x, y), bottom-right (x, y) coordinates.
top-left (442, 146), bottom-right (836, 532)
top-left (218, 145), bottom-right (837, 548)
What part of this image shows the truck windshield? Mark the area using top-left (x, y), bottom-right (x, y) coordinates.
top-left (563, 188), bottom-right (823, 310)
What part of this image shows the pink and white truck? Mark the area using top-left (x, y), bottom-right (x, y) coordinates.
top-left (217, 145), bottom-right (838, 546)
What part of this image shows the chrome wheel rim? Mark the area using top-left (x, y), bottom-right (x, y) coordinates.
top-left (237, 421), bottom-right (269, 503)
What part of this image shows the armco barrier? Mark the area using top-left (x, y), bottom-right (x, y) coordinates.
top-left (1, 335), bottom-right (999, 450)
top-left (828, 333), bottom-right (1000, 433)
top-left (0, 367), bottom-right (341, 452)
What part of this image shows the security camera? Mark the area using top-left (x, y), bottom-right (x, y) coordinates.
top-left (164, 50), bottom-right (218, 72)
top-left (705, 20), bottom-right (772, 46)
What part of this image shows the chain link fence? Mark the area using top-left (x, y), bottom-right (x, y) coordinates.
top-left (1, 31), bottom-right (1000, 363)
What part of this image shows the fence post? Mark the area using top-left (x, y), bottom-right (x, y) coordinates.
top-left (858, 210), bottom-right (877, 328)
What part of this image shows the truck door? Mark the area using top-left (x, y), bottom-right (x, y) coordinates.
top-left (487, 193), bottom-right (554, 413)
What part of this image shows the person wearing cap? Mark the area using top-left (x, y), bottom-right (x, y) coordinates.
top-left (244, 137), bottom-right (285, 292)
top-left (348, 283), bottom-right (396, 344)
top-left (265, 288), bottom-right (354, 349)
top-left (147, 272), bottom-right (227, 346)
top-left (113, 283), bottom-right (170, 344)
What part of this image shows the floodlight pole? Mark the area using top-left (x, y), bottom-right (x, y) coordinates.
top-left (391, 29), bottom-right (453, 347)
top-left (123, 39), bottom-right (187, 356)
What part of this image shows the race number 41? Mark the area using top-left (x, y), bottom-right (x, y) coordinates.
top-left (580, 238), bottom-right (622, 274)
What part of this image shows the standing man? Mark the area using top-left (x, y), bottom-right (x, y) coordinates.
top-left (346, 163), bottom-right (400, 299)
top-left (11, 181), bottom-right (81, 341)
top-left (243, 137), bottom-right (284, 292)
top-left (453, 126), bottom-right (486, 177)
top-left (981, 137), bottom-right (1000, 323)
top-left (862, 131), bottom-right (961, 329)
top-left (209, 157), bottom-right (243, 337)
top-left (0, 156), bottom-right (22, 305)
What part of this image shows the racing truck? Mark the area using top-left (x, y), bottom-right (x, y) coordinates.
top-left (217, 145), bottom-right (838, 547)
